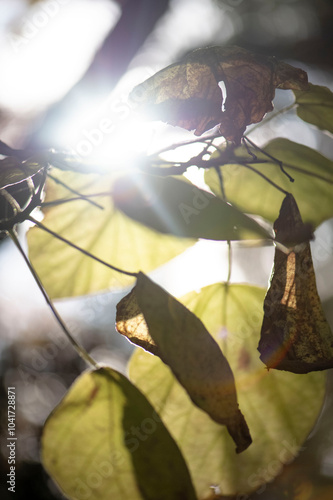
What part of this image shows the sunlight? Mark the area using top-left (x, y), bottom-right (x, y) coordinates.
top-left (53, 77), bottom-right (216, 171)
top-left (53, 91), bottom-right (158, 168)
top-left (0, 0), bottom-right (120, 113)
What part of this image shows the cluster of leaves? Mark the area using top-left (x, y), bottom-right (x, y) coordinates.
top-left (1, 46), bottom-right (333, 499)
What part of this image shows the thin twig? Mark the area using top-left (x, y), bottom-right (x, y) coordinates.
top-left (279, 164), bottom-right (333, 184)
top-left (243, 136), bottom-right (294, 182)
top-left (28, 216), bottom-right (138, 278)
top-left (226, 242), bottom-right (232, 284)
top-left (242, 163), bottom-right (290, 195)
top-left (41, 192), bottom-right (111, 208)
top-left (214, 165), bottom-right (232, 342)
top-left (242, 136), bottom-right (257, 161)
top-left (8, 229), bottom-right (99, 369)
top-left (141, 153), bottom-right (271, 177)
top-left (47, 173), bottom-right (104, 209)
top-left (214, 166), bottom-right (226, 201)
top-left (149, 133), bottom-right (221, 158)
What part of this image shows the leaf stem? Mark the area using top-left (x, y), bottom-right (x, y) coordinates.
top-left (243, 136), bottom-right (294, 182)
top-left (150, 134), bottom-right (221, 158)
top-left (28, 216), bottom-right (138, 278)
top-left (41, 192), bottom-right (111, 208)
top-left (281, 164), bottom-right (333, 184)
top-left (47, 173), bottom-right (104, 209)
top-left (8, 229), bottom-right (99, 369)
top-left (214, 166), bottom-right (226, 201)
top-left (214, 165), bottom-right (232, 341)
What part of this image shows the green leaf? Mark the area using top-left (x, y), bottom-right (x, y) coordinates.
top-left (129, 284), bottom-right (326, 498)
top-left (205, 138), bottom-right (333, 227)
top-left (116, 273), bottom-right (251, 453)
top-left (293, 84), bottom-right (333, 134)
top-left (27, 170), bottom-right (192, 298)
top-left (113, 173), bottom-right (270, 240)
top-left (42, 368), bottom-right (197, 500)
top-left (0, 156), bottom-right (42, 189)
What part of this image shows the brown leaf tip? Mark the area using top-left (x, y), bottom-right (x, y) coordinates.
top-left (227, 410), bottom-right (252, 453)
top-left (274, 194), bottom-right (313, 246)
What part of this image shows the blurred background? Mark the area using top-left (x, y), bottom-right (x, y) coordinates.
top-left (0, 0), bottom-right (333, 498)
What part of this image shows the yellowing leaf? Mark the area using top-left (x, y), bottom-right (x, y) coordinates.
top-left (42, 368), bottom-right (197, 500)
top-left (258, 194), bottom-right (333, 373)
top-left (117, 272), bottom-right (252, 453)
top-left (294, 83), bottom-right (333, 134)
top-left (205, 138), bottom-right (333, 228)
top-left (27, 170), bottom-right (192, 298)
top-left (129, 284), bottom-right (326, 498)
top-left (130, 46), bottom-right (308, 143)
top-left (113, 173), bottom-right (270, 241)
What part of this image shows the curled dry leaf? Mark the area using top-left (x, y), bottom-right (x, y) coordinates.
top-left (130, 45), bottom-right (308, 143)
top-left (258, 194), bottom-right (333, 373)
top-left (116, 272), bottom-right (252, 453)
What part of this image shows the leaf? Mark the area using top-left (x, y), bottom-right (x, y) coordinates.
top-left (130, 45), bottom-right (308, 143)
top-left (205, 138), bottom-right (333, 228)
top-left (116, 285), bottom-right (159, 355)
top-left (0, 156), bottom-right (43, 189)
top-left (27, 170), bottom-right (192, 298)
top-left (129, 284), bottom-right (326, 498)
top-left (112, 173), bottom-right (270, 240)
top-left (294, 84), bottom-right (333, 134)
top-left (42, 367), bottom-right (197, 500)
top-left (117, 272), bottom-right (252, 453)
top-left (258, 194), bottom-right (333, 373)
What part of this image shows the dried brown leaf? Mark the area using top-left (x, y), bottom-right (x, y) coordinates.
top-left (130, 46), bottom-right (308, 143)
top-left (258, 194), bottom-right (333, 373)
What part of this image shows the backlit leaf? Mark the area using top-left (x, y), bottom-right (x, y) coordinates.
top-left (117, 273), bottom-right (251, 453)
top-left (116, 285), bottom-right (158, 355)
top-left (130, 46), bottom-right (308, 143)
top-left (113, 173), bottom-right (270, 240)
top-left (27, 170), bottom-right (192, 298)
top-left (42, 368), bottom-right (197, 500)
top-left (129, 284), bottom-right (325, 498)
top-left (293, 84), bottom-right (333, 134)
top-left (205, 138), bottom-right (333, 227)
top-left (258, 194), bottom-right (333, 373)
